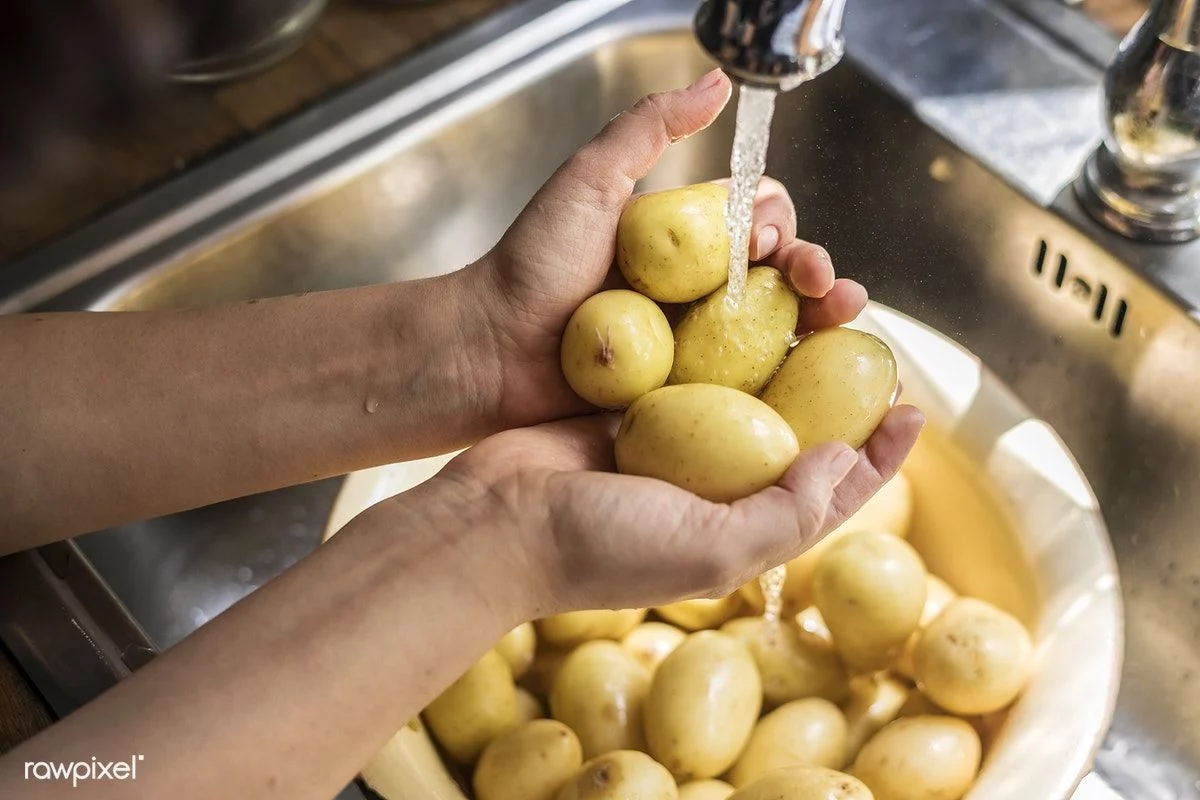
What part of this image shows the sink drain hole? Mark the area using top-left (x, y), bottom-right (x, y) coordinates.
top-left (1112, 299), bottom-right (1128, 338)
top-left (1033, 240), bottom-right (1048, 275)
top-left (1054, 254), bottom-right (1069, 288)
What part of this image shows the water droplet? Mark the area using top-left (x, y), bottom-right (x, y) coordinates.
top-left (236, 566), bottom-right (253, 582)
top-left (364, 396), bottom-right (379, 414)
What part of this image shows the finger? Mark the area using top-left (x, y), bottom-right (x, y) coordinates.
top-left (555, 70), bottom-right (732, 216)
top-left (710, 176), bottom-right (798, 261)
top-left (796, 279), bottom-right (869, 331)
top-left (767, 240), bottom-right (835, 298)
top-left (720, 441), bottom-right (860, 573)
top-left (826, 404), bottom-right (926, 528)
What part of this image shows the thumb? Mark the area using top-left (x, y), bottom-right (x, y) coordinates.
top-left (727, 442), bottom-right (859, 566)
top-left (552, 69), bottom-right (733, 214)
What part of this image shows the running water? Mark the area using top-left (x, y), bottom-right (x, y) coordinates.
top-left (759, 564), bottom-right (787, 622)
top-left (727, 83), bottom-right (788, 618)
top-left (725, 84), bottom-right (778, 305)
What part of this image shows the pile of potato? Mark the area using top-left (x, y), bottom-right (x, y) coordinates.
top-left (558, 182), bottom-right (899, 501)
top-left (387, 183), bottom-right (1036, 799)
top-left (413, 473), bottom-right (1036, 800)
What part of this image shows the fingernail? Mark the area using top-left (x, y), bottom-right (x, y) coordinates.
top-left (688, 69), bottom-right (727, 94)
top-left (753, 226), bottom-right (780, 260)
top-left (828, 446), bottom-right (858, 483)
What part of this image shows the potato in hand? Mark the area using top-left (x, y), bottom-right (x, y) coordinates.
top-left (669, 266), bottom-right (799, 394)
top-left (560, 289), bottom-right (674, 408)
top-left (761, 326), bottom-right (898, 451)
top-left (617, 183), bottom-right (731, 304)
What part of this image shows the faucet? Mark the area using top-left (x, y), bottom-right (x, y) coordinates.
top-left (1076, 0), bottom-right (1200, 243)
top-left (693, 0), bottom-right (848, 90)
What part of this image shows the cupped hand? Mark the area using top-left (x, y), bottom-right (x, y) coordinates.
top-left (423, 406), bottom-right (924, 616)
top-left (474, 69), bottom-right (867, 430)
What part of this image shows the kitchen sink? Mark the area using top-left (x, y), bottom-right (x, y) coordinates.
top-left (1, 0), bottom-right (1198, 797)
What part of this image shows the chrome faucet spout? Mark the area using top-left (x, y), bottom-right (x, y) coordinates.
top-left (693, 0), bottom-right (848, 90)
top-left (1076, 0), bottom-right (1200, 243)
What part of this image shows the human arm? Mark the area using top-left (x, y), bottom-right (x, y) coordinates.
top-left (0, 69), bottom-right (859, 551)
top-left (0, 405), bottom-right (923, 800)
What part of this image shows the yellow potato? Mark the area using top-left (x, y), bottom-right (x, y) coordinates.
top-left (645, 631), bottom-right (762, 780)
top-left (560, 290), bottom-right (674, 408)
top-left (851, 716), bottom-right (981, 800)
top-left (616, 183), bottom-right (730, 304)
top-left (520, 647), bottom-right (572, 701)
top-left (912, 597), bottom-right (1034, 715)
top-left (474, 719), bottom-right (583, 800)
top-left (615, 384), bottom-right (800, 503)
top-left (556, 750), bottom-right (678, 800)
top-left (730, 698), bottom-right (848, 787)
top-left (549, 640), bottom-right (651, 759)
top-left (496, 622), bottom-right (537, 680)
top-left (536, 609), bottom-right (647, 648)
top-left (655, 594), bottom-right (744, 631)
top-left (514, 687), bottom-right (545, 724)
top-left (679, 780), bottom-right (736, 800)
top-left (622, 622), bottom-right (688, 674)
top-left (831, 471), bottom-right (914, 539)
top-left (423, 649), bottom-right (517, 764)
top-left (760, 326), bottom-right (898, 451)
top-left (668, 266), bottom-right (799, 394)
top-left (727, 767), bottom-right (874, 800)
top-left (813, 531), bottom-right (927, 671)
top-left (841, 673), bottom-right (910, 765)
top-left (721, 617), bottom-right (848, 708)
top-left (892, 576), bottom-right (958, 678)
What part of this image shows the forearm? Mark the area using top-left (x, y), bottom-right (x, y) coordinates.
top-left (0, 478), bottom-right (531, 799)
top-left (0, 266), bottom-right (501, 551)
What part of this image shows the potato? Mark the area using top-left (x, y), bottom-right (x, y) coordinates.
top-left (536, 609), bottom-right (647, 648)
top-left (560, 290), bottom-right (674, 408)
top-left (892, 576), bottom-right (957, 678)
top-left (730, 698), bottom-right (848, 787)
top-left (474, 719), bottom-right (583, 800)
top-left (727, 767), bottom-right (874, 800)
top-left (514, 687), bottom-right (545, 724)
top-left (668, 266), bottom-right (799, 394)
top-left (520, 647), bottom-right (572, 700)
top-left (549, 640), bottom-right (651, 759)
top-left (645, 631), bottom-right (762, 780)
top-left (655, 594), bottom-right (744, 631)
top-left (679, 780), bottom-right (736, 800)
top-left (556, 750), bottom-right (678, 800)
top-left (831, 470), bottom-right (913, 539)
top-left (912, 597), bottom-right (1034, 715)
top-left (423, 649), bottom-right (517, 764)
top-left (841, 673), bottom-right (910, 764)
top-left (622, 622), bottom-right (687, 674)
top-left (615, 384), bottom-right (800, 503)
top-left (760, 326), bottom-right (898, 451)
top-left (851, 716), bottom-right (981, 800)
top-left (721, 617), bottom-right (848, 708)
top-left (496, 622), bottom-right (537, 680)
top-left (813, 531), bottom-right (927, 671)
top-left (616, 183), bottom-right (730, 304)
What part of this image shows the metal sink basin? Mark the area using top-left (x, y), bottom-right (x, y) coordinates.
top-left (1, 0), bottom-right (1198, 797)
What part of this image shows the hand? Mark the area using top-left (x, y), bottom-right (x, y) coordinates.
top-left (415, 407), bottom-right (924, 615)
top-left (472, 69), bottom-right (868, 430)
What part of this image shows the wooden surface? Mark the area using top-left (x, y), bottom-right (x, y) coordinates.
top-left (0, 0), bottom-right (1152, 266)
top-left (0, 0), bottom-right (518, 266)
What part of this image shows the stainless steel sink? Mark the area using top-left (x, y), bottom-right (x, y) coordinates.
top-left (1, 0), bottom-right (1198, 797)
